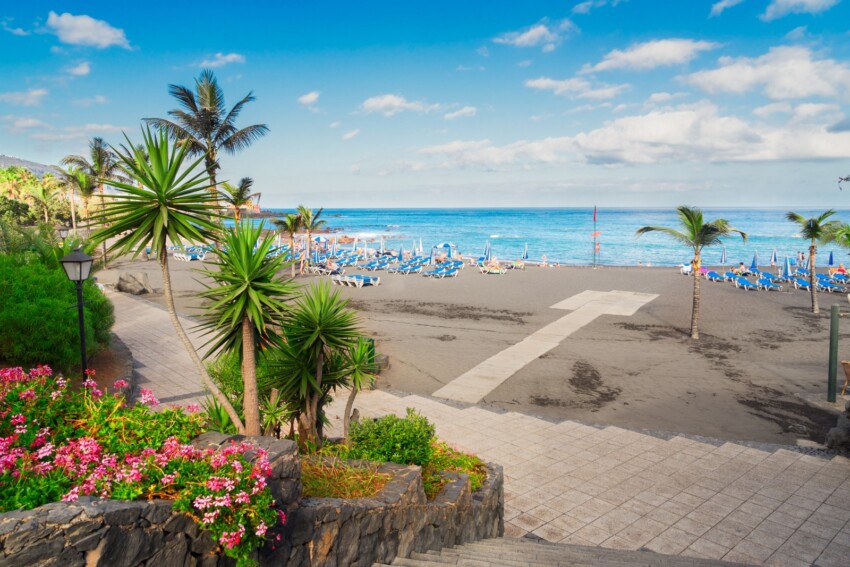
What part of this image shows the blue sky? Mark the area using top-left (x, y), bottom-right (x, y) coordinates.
top-left (2, 0), bottom-right (850, 208)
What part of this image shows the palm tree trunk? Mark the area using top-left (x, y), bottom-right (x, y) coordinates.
top-left (289, 235), bottom-right (296, 278)
top-left (43, 206), bottom-right (49, 223)
top-left (810, 243), bottom-right (819, 314)
top-left (69, 188), bottom-right (77, 234)
top-left (306, 230), bottom-right (312, 263)
top-left (158, 247), bottom-right (246, 432)
top-left (691, 254), bottom-right (701, 340)
top-left (241, 316), bottom-right (261, 436)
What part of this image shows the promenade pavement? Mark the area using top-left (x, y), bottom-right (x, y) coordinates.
top-left (109, 291), bottom-right (850, 566)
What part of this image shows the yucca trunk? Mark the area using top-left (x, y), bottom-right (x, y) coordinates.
top-left (241, 316), bottom-right (261, 436)
top-left (297, 350), bottom-right (324, 450)
top-left (343, 387), bottom-right (358, 439)
top-left (810, 243), bottom-right (819, 314)
top-left (158, 247), bottom-right (246, 433)
top-left (69, 188), bottom-right (77, 233)
top-left (691, 253), bottom-right (701, 340)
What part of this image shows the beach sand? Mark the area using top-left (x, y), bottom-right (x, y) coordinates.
top-left (97, 255), bottom-right (845, 446)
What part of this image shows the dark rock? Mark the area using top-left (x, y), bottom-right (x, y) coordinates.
top-left (7, 532), bottom-right (64, 563)
top-left (42, 502), bottom-right (83, 525)
top-left (146, 533), bottom-right (189, 566)
top-left (190, 531), bottom-right (217, 555)
top-left (102, 502), bottom-right (142, 526)
top-left (71, 527), bottom-right (107, 551)
top-left (191, 432), bottom-right (230, 451)
top-left (163, 513), bottom-right (199, 537)
top-left (3, 523), bottom-right (52, 554)
top-left (97, 526), bottom-right (163, 567)
top-left (40, 546), bottom-right (86, 567)
top-left (116, 272), bottom-right (153, 295)
top-left (141, 501), bottom-right (173, 525)
top-left (64, 519), bottom-right (103, 544)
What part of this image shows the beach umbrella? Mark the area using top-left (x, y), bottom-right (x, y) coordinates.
top-left (351, 237), bottom-right (358, 253)
top-left (398, 244), bottom-right (404, 259)
top-left (720, 246), bottom-right (727, 265)
top-left (522, 243), bottom-right (529, 261)
top-left (331, 237), bottom-right (337, 257)
top-left (750, 252), bottom-right (758, 271)
top-left (411, 240), bottom-right (416, 255)
top-left (770, 248), bottom-right (777, 266)
top-left (419, 238), bottom-right (424, 255)
top-left (429, 247), bottom-right (436, 265)
top-left (805, 255), bottom-right (811, 271)
top-left (829, 250), bottom-right (835, 266)
top-left (483, 241), bottom-right (492, 262)
top-left (783, 257), bottom-right (792, 279)
top-left (379, 236), bottom-right (385, 255)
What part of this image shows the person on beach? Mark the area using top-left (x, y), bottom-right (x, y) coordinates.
top-left (541, 254), bottom-right (548, 267)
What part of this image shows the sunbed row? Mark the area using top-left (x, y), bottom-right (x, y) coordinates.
top-left (330, 274), bottom-right (380, 288)
top-left (701, 269), bottom-right (847, 293)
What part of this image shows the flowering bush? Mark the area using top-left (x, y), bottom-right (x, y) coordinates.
top-left (0, 366), bottom-right (283, 566)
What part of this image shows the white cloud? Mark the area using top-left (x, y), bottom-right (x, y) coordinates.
top-left (517, 60), bottom-right (532, 68)
top-left (709, 0), bottom-right (745, 17)
top-left (342, 129), bottom-right (360, 140)
top-left (476, 46), bottom-right (490, 57)
top-left (30, 123), bottom-right (124, 142)
top-left (493, 19), bottom-right (577, 52)
top-left (2, 20), bottom-right (29, 36)
top-left (785, 26), bottom-right (807, 40)
top-left (200, 53), bottom-right (245, 68)
top-left (46, 11), bottom-right (129, 49)
top-left (753, 102), bottom-right (792, 117)
top-left (66, 61), bottom-right (90, 76)
top-left (1, 115), bottom-right (49, 133)
top-left (72, 95), bottom-right (108, 107)
top-left (525, 76), bottom-right (629, 99)
top-left (0, 88), bottom-right (48, 107)
top-left (762, 0), bottom-right (839, 21)
top-left (360, 94), bottom-right (440, 116)
top-left (444, 106), bottom-right (477, 120)
top-left (297, 91), bottom-right (320, 106)
top-left (792, 102), bottom-right (840, 121)
top-left (688, 46), bottom-right (850, 100)
top-left (572, 0), bottom-right (623, 14)
top-left (407, 101), bottom-right (850, 170)
top-left (584, 39), bottom-right (719, 73)
top-left (329, 121), bottom-right (341, 129)
top-left (456, 64), bottom-right (485, 72)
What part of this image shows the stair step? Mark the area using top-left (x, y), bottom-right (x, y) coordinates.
top-left (386, 539), bottom-right (749, 567)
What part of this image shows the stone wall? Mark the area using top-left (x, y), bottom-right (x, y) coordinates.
top-left (0, 433), bottom-right (503, 567)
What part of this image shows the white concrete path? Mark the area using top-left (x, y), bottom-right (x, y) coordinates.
top-left (433, 290), bottom-right (658, 403)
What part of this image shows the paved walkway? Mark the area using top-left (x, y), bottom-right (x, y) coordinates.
top-left (433, 290), bottom-right (658, 403)
top-left (109, 291), bottom-right (850, 567)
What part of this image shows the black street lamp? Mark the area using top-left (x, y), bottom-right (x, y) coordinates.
top-left (60, 248), bottom-right (94, 376)
top-left (57, 226), bottom-right (69, 241)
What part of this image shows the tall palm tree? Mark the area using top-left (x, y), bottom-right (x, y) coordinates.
top-left (90, 126), bottom-right (245, 433)
top-left (786, 210), bottom-right (839, 314)
top-left (637, 206), bottom-right (746, 339)
top-left (63, 167), bottom-right (96, 223)
top-left (197, 221), bottom-right (296, 435)
top-left (280, 282), bottom-right (359, 448)
top-left (143, 69), bottom-right (269, 197)
top-left (274, 213), bottom-right (302, 278)
top-left (298, 205), bottom-right (326, 261)
top-left (61, 137), bottom-right (124, 260)
top-left (220, 177), bottom-right (260, 223)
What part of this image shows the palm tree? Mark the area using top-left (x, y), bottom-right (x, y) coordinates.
top-left (63, 168), bottom-right (97, 223)
top-left (274, 213), bottom-right (302, 278)
top-left (143, 69), bottom-right (269, 197)
top-left (61, 137), bottom-right (124, 260)
top-left (298, 205), bottom-right (326, 261)
top-left (279, 282), bottom-right (359, 448)
top-left (26, 174), bottom-right (62, 223)
top-left (220, 177), bottom-right (260, 223)
top-left (786, 210), bottom-right (839, 314)
top-left (90, 126), bottom-right (245, 432)
top-left (342, 338), bottom-right (378, 439)
top-left (637, 206), bottom-right (746, 339)
top-left (197, 221), bottom-right (296, 435)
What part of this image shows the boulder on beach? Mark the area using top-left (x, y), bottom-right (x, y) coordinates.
top-left (116, 272), bottom-right (154, 295)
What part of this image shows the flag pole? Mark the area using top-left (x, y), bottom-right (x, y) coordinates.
top-left (593, 205), bottom-right (598, 269)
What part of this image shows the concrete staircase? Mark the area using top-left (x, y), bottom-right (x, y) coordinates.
top-left (375, 537), bottom-right (749, 566)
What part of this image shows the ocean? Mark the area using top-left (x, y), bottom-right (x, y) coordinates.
top-left (259, 208), bottom-right (850, 268)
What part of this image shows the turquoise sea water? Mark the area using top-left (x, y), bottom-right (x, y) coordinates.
top-left (258, 208), bottom-right (850, 267)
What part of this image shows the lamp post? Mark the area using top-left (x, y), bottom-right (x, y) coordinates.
top-left (60, 248), bottom-right (94, 376)
top-left (57, 226), bottom-right (69, 241)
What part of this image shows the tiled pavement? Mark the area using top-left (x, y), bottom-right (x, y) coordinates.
top-left (110, 291), bottom-right (850, 566)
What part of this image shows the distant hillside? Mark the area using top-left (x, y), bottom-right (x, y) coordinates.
top-left (0, 155), bottom-right (60, 177)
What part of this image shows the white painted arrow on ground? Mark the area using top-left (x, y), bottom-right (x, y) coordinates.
top-left (432, 290), bottom-right (658, 404)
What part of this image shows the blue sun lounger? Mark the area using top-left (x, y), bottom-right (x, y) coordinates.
top-left (724, 271), bottom-right (738, 282)
top-left (704, 271), bottom-right (724, 282)
top-left (734, 277), bottom-right (758, 290)
top-left (757, 278), bottom-right (782, 291)
top-left (793, 277), bottom-right (811, 290)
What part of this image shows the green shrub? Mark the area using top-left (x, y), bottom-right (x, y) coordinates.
top-left (347, 408), bottom-right (436, 466)
top-left (0, 255), bottom-right (114, 370)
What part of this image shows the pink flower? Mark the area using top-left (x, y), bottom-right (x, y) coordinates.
top-left (83, 378), bottom-right (97, 389)
top-left (185, 403), bottom-right (201, 413)
top-left (255, 521), bottom-right (268, 537)
top-left (139, 388), bottom-right (159, 407)
top-left (113, 379), bottom-right (129, 390)
top-left (18, 389), bottom-right (35, 401)
top-left (10, 414), bottom-right (25, 426)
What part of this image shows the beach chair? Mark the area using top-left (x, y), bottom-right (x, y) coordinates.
top-left (421, 267), bottom-right (447, 278)
top-left (819, 280), bottom-right (845, 293)
top-left (793, 277), bottom-right (811, 290)
top-left (480, 266), bottom-right (507, 275)
top-left (757, 278), bottom-right (782, 291)
top-left (679, 263), bottom-right (693, 275)
top-left (723, 271), bottom-right (738, 282)
top-left (704, 271), bottom-right (723, 282)
top-left (398, 265), bottom-right (422, 275)
top-left (436, 268), bottom-right (459, 278)
top-left (734, 277), bottom-right (758, 290)
top-left (796, 268), bottom-right (810, 277)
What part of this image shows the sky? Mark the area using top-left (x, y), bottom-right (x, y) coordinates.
top-left (2, 0), bottom-right (850, 208)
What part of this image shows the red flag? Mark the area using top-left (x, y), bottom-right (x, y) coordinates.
top-left (591, 231), bottom-right (601, 237)
top-left (593, 206), bottom-right (597, 222)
